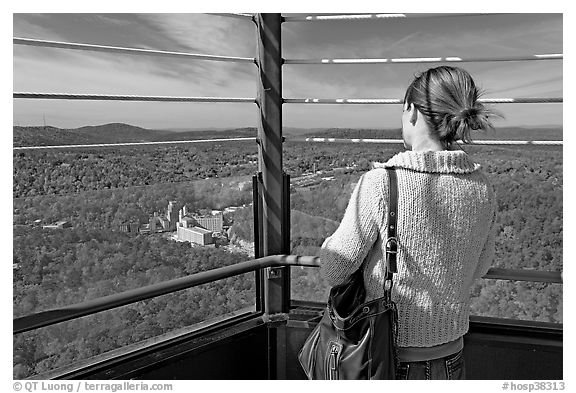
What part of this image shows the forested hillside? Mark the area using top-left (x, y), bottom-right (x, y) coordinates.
top-left (13, 226), bottom-right (255, 379)
top-left (13, 125), bottom-right (562, 378)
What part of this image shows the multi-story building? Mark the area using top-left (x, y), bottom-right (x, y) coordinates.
top-left (166, 201), bottom-right (181, 231)
top-left (176, 224), bottom-right (213, 245)
top-left (192, 214), bottom-right (223, 233)
top-left (179, 216), bottom-right (195, 229)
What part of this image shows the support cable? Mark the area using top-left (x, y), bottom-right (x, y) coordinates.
top-left (286, 137), bottom-right (562, 146)
top-left (12, 137), bottom-right (562, 151)
top-left (208, 13), bottom-right (255, 20)
top-left (285, 53), bottom-right (563, 65)
top-left (13, 138), bottom-right (256, 151)
top-left (13, 92), bottom-right (255, 103)
top-left (282, 13), bottom-right (501, 22)
top-left (13, 38), bottom-right (256, 64)
top-left (15, 94), bottom-right (560, 104)
top-left (283, 97), bottom-right (563, 104)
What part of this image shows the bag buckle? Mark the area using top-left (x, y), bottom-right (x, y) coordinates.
top-left (385, 237), bottom-right (398, 254)
top-left (385, 237), bottom-right (398, 273)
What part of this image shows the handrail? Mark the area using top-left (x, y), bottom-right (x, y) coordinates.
top-left (13, 254), bottom-right (561, 335)
top-left (486, 268), bottom-right (562, 283)
top-left (13, 255), bottom-right (319, 335)
top-left (13, 38), bottom-right (256, 64)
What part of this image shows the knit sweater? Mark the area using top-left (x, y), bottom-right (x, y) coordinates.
top-left (319, 150), bottom-right (496, 348)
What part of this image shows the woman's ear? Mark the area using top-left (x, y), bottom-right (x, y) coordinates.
top-left (408, 103), bottom-right (418, 126)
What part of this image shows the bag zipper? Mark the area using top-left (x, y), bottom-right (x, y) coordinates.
top-left (327, 343), bottom-right (340, 380)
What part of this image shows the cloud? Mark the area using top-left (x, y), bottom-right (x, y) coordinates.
top-left (132, 14), bottom-right (257, 92)
top-left (13, 13), bottom-right (563, 128)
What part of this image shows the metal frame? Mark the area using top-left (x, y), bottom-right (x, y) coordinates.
top-left (12, 13), bottom-right (564, 379)
top-left (13, 255), bottom-right (319, 335)
top-left (13, 253), bottom-right (561, 335)
top-left (13, 11), bottom-right (563, 336)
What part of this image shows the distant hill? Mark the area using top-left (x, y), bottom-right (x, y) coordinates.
top-left (471, 126), bottom-right (563, 141)
top-left (13, 126), bottom-right (96, 147)
top-left (149, 127), bottom-right (257, 141)
top-left (72, 123), bottom-right (168, 143)
top-left (13, 123), bottom-right (562, 147)
top-left (13, 124), bottom-right (259, 147)
top-left (13, 123), bottom-right (167, 147)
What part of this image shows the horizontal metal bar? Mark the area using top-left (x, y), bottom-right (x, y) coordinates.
top-left (284, 97), bottom-right (563, 104)
top-left (12, 137), bottom-right (562, 152)
top-left (208, 13), bottom-right (255, 20)
top-left (468, 140), bottom-right (562, 146)
top-left (284, 98), bottom-right (403, 104)
top-left (13, 254), bottom-right (561, 335)
top-left (13, 37), bottom-right (256, 64)
top-left (13, 138), bottom-right (257, 151)
top-left (14, 93), bottom-right (562, 106)
top-left (13, 255), bottom-right (319, 335)
top-left (288, 137), bottom-right (403, 144)
top-left (13, 92), bottom-right (256, 103)
top-left (285, 54), bottom-right (563, 65)
top-left (282, 13), bottom-right (501, 22)
top-left (286, 137), bottom-right (562, 146)
top-left (484, 268), bottom-right (562, 284)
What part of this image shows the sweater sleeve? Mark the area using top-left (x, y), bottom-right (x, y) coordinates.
top-left (473, 188), bottom-right (497, 280)
top-left (319, 170), bottom-right (386, 286)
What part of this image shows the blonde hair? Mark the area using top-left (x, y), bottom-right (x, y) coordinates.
top-left (404, 66), bottom-right (502, 146)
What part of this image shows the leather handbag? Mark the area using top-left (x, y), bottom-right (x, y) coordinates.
top-left (298, 168), bottom-right (399, 380)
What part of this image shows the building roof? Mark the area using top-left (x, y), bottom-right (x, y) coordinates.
top-left (188, 226), bottom-right (212, 235)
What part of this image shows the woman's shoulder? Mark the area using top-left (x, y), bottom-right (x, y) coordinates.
top-left (360, 166), bottom-right (391, 186)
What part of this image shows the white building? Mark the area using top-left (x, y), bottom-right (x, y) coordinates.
top-left (177, 224), bottom-right (213, 245)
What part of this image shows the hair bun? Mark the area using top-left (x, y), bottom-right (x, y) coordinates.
top-left (460, 107), bottom-right (478, 120)
top-left (457, 107), bottom-right (483, 130)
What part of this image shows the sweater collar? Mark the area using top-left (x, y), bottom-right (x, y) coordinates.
top-left (373, 150), bottom-right (481, 174)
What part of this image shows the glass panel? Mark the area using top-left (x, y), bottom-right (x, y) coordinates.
top-left (470, 279), bottom-right (562, 323)
top-left (14, 143), bottom-right (257, 316)
top-left (287, 140), bottom-right (563, 323)
top-left (13, 141), bottom-right (259, 378)
top-left (13, 274), bottom-right (256, 379)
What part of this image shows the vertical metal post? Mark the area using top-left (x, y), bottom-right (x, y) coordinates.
top-left (256, 13), bottom-right (283, 259)
top-left (255, 13), bottom-right (289, 315)
top-left (253, 174), bottom-right (264, 313)
top-left (255, 13), bottom-right (289, 380)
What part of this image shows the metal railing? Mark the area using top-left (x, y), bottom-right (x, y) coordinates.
top-left (13, 37), bottom-right (256, 64)
top-left (12, 13), bottom-right (564, 340)
top-left (13, 254), bottom-right (562, 335)
top-left (13, 255), bottom-right (318, 335)
top-left (281, 13), bottom-right (502, 22)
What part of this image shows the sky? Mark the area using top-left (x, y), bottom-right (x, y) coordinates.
top-left (12, 13), bottom-right (563, 130)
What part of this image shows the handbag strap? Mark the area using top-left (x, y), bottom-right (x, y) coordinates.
top-left (384, 167), bottom-right (398, 297)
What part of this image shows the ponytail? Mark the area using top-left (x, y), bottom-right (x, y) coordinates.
top-left (404, 66), bottom-right (503, 147)
top-left (440, 103), bottom-right (501, 145)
